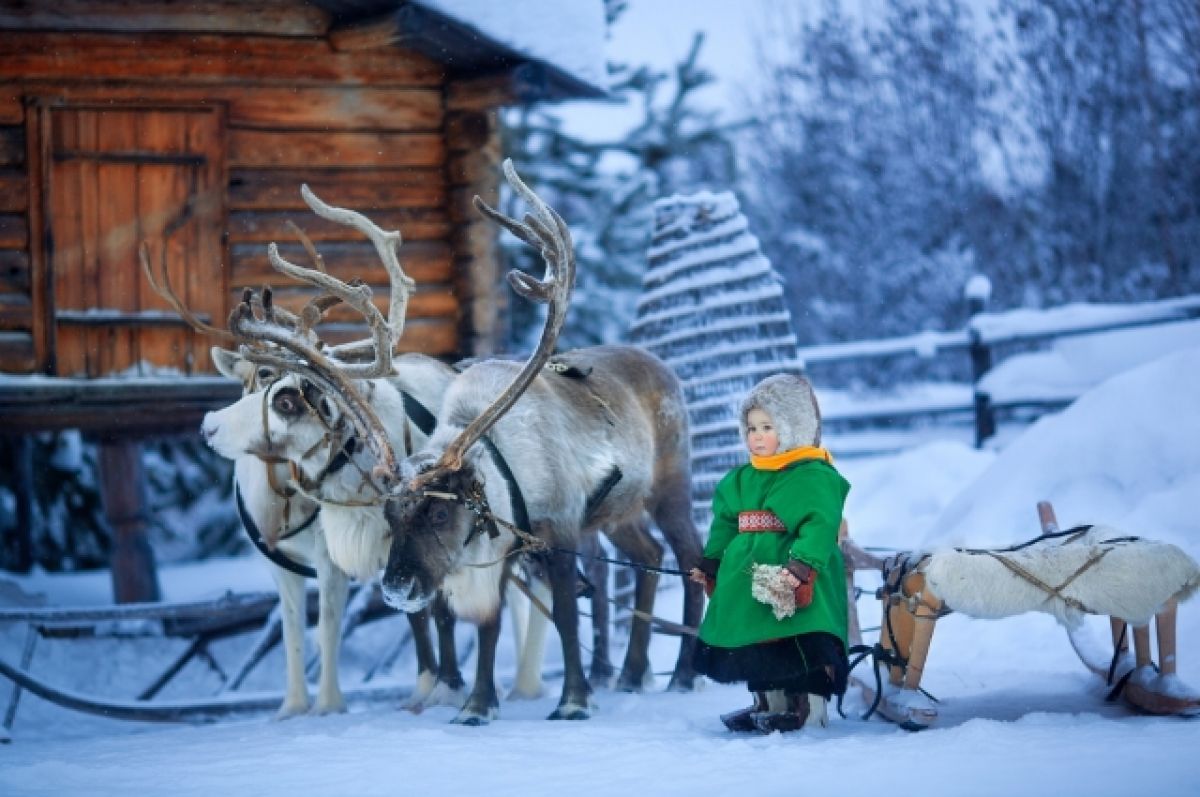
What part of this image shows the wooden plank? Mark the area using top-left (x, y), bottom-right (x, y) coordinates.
top-left (0, 32), bottom-right (444, 87)
top-left (227, 87), bottom-right (442, 132)
top-left (446, 147), bottom-right (501, 188)
top-left (26, 101), bottom-right (53, 374)
top-left (48, 108), bottom-right (85, 375)
top-left (320, 317), bottom-right (458, 355)
top-left (229, 240), bottom-right (453, 286)
top-left (0, 213), bottom-right (25, 248)
top-left (0, 294), bottom-right (31, 329)
top-left (444, 110), bottom-right (494, 151)
top-left (445, 73), bottom-right (521, 111)
top-left (228, 207), bottom-right (450, 244)
top-left (0, 169), bottom-right (26, 212)
top-left (0, 90), bottom-right (21, 125)
top-left (228, 287), bottom-right (457, 323)
top-left (0, 248), bottom-right (29, 294)
top-left (186, 106), bottom-right (226, 375)
top-left (228, 167), bottom-right (445, 210)
top-left (95, 114), bottom-right (140, 375)
top-left (0, 126), bottom-right (23, 166)
top-left (228, 130), bottom-right (444, 169)
top-left (0, 1), bottom-right (330, 36)
top-left (4, 84), bottom-right (443, 132)
top-left (0, 331), bottom-right (34, 372)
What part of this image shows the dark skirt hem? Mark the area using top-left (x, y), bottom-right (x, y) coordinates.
top-left (692, 632), bottom-right (848, 698)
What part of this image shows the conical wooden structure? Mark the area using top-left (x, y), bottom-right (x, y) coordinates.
top-left (630, 191), bottom-right (803, 526)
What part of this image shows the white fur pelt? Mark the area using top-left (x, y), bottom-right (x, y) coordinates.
top-left (920, 525), bottom-right (1200, 627)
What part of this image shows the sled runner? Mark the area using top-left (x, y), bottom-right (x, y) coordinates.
top-left (0, 586), bottom-right (417, 736)
top-left (842, 502), bottom-right (1200, 730)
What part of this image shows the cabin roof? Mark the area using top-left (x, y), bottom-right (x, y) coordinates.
top-left (313, 0), bottom-right (609, 99)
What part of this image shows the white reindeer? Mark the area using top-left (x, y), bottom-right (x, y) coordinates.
top-left (191, 187), bottom-right (552, 712)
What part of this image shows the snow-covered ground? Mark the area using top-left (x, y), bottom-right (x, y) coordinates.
top-left (3, 342), bottom-right (1199, 796)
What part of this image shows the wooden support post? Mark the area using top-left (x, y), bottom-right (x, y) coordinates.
top-left (966, 280), bottom-right (994, 448)
top-left (884, 600), bottom-right (913, 687)
top-left (1132, 624), bottom-right (1153, 669)
top-left (2, 435), bottom-right (34, 572)
top-left (97, 440), bottom-right (161, 604)
top-left (901, 576), bottom-right (942, 692)
top-left (1110, 618), bottom-right (1129, 655)
top-left (1155, 599), bottom-right (1178, 676)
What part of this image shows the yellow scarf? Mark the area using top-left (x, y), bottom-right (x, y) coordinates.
top-left (750, 446), bottom-right (833, 471)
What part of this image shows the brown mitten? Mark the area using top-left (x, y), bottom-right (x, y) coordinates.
top-left (786, 560), bottom-right (817, 609)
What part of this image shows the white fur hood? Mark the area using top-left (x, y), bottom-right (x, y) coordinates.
top-left (738, 373), bottom-right (821, 452)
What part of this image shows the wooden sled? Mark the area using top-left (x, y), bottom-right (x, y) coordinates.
top-left (0, 586), bottom-right (416, 738)
top-left (841, 502), bottom-right (1200, 731)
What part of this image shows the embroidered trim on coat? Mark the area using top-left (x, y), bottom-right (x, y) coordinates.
top-left (738, 510), bottom-right (786, 533)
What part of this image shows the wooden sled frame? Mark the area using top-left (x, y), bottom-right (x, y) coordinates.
top-left (0, 585), bottom-right (425, 740)
top-left (841, 502), bottom-right (1200, 731)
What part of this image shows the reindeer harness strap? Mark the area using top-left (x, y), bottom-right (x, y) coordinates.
top-left (234, 483), bottom-right (319, 579)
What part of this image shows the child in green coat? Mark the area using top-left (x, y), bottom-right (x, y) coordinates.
top-left (689, 373), bottom-right (850, 733)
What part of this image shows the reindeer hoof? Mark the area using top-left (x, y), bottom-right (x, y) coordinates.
top-left (274, 699), bottom-right (309, 720)
top-left (548, 703), bottom-right (592, 721)
top-left (667, 672), bottom-right (699, 692)
top-left (311, 696), bottom-right (347, 716)
top-left (452, 704), bottom-right (498, 726)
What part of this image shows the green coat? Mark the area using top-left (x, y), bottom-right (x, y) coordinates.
top-left (697, 459), bottom-right (850, 650)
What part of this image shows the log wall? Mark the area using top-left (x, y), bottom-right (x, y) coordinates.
top-left (0, 4), bottom-right (488, 376)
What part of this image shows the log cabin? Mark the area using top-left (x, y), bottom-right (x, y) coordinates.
top-left (0, 0), bottom-right (607, 598)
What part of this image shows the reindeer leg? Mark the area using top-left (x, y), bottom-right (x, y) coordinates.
top-left (453, 593), bottom-right (505, 726)
top-left (428, 593), bottom-right (466, 706)
top-left (546, 542), bottom-right (594, 720)
top-left (509, 570), bottom-right (550, 700)
top-left (311, 534), bottom-right (348, 715)
top-left (270, 564), bottom-right (310, 719)
top-left (652, 480), bottom-right (704, 692)
top-left (605, 519), bottom-right (663, 692)
top-left (402, 607), bottom-right (439, 711)
top-left (579, 534), bottom-right (614, 689)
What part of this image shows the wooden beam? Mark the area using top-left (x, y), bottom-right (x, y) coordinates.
top-left (230, 239), bottom-right (453, 286)
top-left (25, 100), bottom-right (52, 374)
top-left (445, 64), bottom-right (548, 111)
top-left (0, 127), bottom-right (23, 167)
top-left (328, 12), bottom-right (401, 52)
top-left (12, 83), bottom-right (444, 132)
top-left (226, 287), bottom-right (458, 324)
top-left (229, 167), bottom-right (446, 211)
top-left (0, 169), bottom-right (26, 212)
top-left (0, 213), bottom-right (26, 248)
top-left (0, 333), bottom-right (34, 373)
top-left (228, 129), bottom-right (444, 169)
top-left (0, 1), bottom-right (330, 37)
top-left (228, 207), bottom-right (449, 244)
top-left (0, 248), bottom-right (29, 293)
top-left (0, 32), bottom-right (443, 88)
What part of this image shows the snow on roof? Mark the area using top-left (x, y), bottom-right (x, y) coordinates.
top-left (413, 0), bottom-right (608, 95)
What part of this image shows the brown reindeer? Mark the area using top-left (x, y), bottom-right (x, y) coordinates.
top-left (374, 160), bottom-right (705, 723)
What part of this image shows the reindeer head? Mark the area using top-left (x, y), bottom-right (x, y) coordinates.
top-left (379, 160), bottom-right (575, 617)
top-left (146, 183), bottom-right (416, 497)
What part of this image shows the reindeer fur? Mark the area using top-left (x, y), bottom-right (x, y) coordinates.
top-left (205, 351), bottom-right (482, 713)
top-left (383, 345), bottom-right (705, 721)
top-left (920, 525), bottom-right (1200, 627)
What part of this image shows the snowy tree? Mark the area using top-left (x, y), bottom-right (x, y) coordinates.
top-left (502, 29), bottom-right (738, 350)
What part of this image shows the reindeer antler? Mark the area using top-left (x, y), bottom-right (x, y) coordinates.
top-left (411, 159), bottom-right (576, 489)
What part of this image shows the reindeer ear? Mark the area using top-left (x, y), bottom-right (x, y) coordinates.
top-left (211, 347), bottom-right (246, 380)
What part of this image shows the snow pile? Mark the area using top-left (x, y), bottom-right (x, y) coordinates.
top-left (925, 345), bottom-right (1200, 553)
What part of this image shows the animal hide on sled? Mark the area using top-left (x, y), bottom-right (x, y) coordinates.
top-left (916, 525), bottom-right (1200, 628)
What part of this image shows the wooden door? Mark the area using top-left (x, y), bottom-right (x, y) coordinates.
top-left (44, 104), bottom-right (225, 376)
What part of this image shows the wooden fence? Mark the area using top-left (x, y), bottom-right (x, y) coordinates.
top-left (798, 288), bottom-right (1200, 449)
